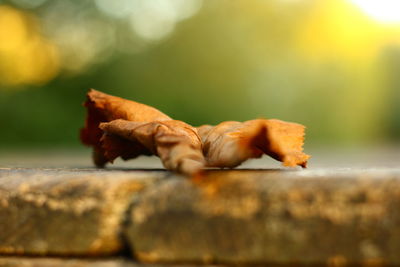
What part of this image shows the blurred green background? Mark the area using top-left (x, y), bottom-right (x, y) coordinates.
top-left (0, 0), bottom-right (399, 149)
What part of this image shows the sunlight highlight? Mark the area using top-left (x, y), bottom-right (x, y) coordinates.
top-left (349, 0), bottom-right (400, 24)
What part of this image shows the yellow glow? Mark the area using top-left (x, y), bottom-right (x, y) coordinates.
top-left (0, 6), bottom-right (28, 52)
top-left (295, 0), bottom-right (400, 60)
top-left (296, 0), bottom-right (384, 60)
top-left (0, 5), bottom-right (60, 87)
top-left (349, 0), bottom-right (400, 24)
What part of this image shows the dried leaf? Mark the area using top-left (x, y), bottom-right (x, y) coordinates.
top-left (100, 119), bottom-right (205, 175)
top-left (80, 89), bottom-right (205, 174)
top-left (198, 119), bottom-right (310, 168)
top-left (81, 89), bottom-right (310, 175)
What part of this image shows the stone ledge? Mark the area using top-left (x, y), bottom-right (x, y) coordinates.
top-left (0, 256), bottom-right (215, 267)
top-left (0, 168), bottom-right (164, 256)
top-left (2, 168), bottom-right (400, 265)
top-left (0, 256), bottom-right (143, 267)
top-left (127, 168), bottom-right (400, 265)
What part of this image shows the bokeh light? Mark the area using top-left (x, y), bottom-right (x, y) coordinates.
top-left (94, 0), bottom-right (203, 41)
top-left (0, 5), bottom-right (59, 86)
top-left (94, 0), bottom-right (136, 19)
top-left (10, 0), bottom-right (46, 9)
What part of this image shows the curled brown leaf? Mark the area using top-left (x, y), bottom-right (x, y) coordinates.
top-left (81, 89), bottom-right (310, 175)
top-left (80, 89), bottom-right (205, 175)
top-left (198, 119), bottom-right (310, 168)
top-left (100, 119), bottom-right (205, 175)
